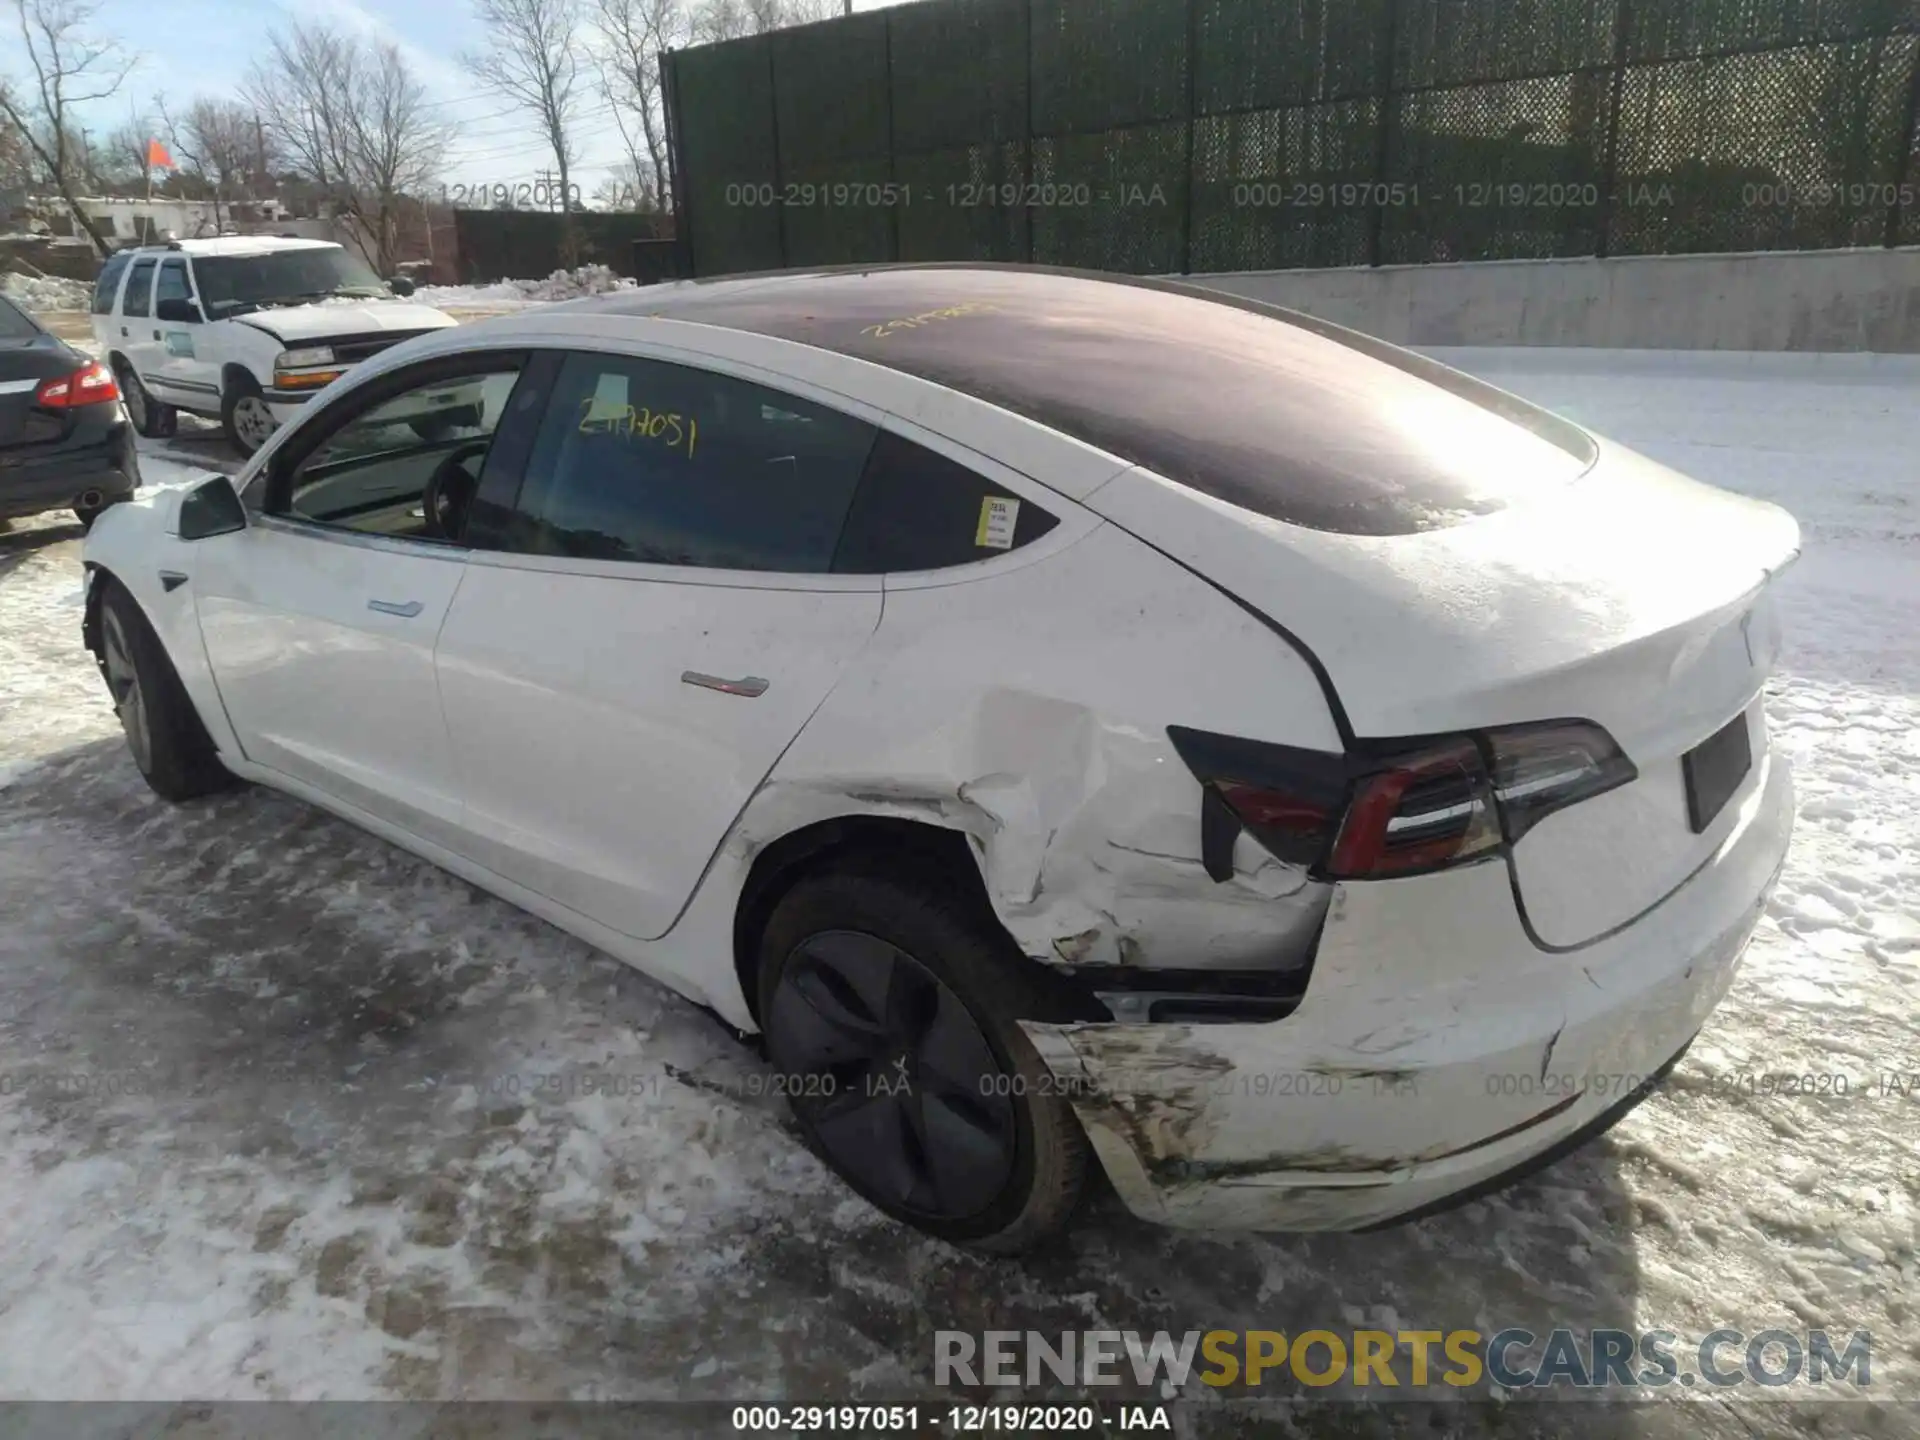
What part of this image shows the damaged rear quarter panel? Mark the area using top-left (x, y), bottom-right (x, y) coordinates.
top-left (732, 521), bottom-right (1345, 983)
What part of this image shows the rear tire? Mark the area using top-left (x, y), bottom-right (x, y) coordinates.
top-left (116, 360), bottom-right (177, 439)
top-left (97, 580), bottom-right (234, 802)
top-left (757, 860), bottom-right (1089, 1253)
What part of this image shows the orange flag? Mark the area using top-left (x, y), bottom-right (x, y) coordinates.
top-left (146, 138), bottom-right (174, 169)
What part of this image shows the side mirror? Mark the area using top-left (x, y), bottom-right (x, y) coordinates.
top-left (155, 297), bottom-right (202, 324)
top-left (178, 474), bottom-right (247, 540)
top-left (388, 276), bottom-right (416, 297)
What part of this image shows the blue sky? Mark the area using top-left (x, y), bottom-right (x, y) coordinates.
top-left (72, 0), bottom-right (903, 196)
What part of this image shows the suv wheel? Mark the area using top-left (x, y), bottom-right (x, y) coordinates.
top-left (222, 376), bottom-right (277, 456)
top-left (757, 862), bottom-right (1089, 1253)
top-left (116, 360), bottom-right (176, 439)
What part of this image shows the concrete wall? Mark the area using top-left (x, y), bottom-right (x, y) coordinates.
top-left (1192, 247), bottom-right (1920, 353)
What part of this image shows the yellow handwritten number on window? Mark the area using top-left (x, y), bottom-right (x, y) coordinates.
top-left (577, 398), bottom-right (699, 459)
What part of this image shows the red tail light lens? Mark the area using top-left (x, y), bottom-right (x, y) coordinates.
top-left (1170, 720), bottom-right (1635, 882)
top-left (34, 362), bottom-right (121, 409)
top-left (1482, 721), bottom-right (1636, 843)
top-left (1326, 738), bottom-right (1502, 878)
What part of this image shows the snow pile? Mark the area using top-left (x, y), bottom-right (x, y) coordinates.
top-left (0, 271), bottom-right (91, 314)
top-left (414, 264), bottom-right (640, 311)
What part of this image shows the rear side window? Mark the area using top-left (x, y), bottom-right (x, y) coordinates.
top-left (507, 352), bottom-right (878, 573)
top-left (121, 259), bottom-right (157, 318)
top-left (92, 253), bottom-right (130, 315)
top-left (0, 297), bottom-right (39, 340)
top-left (832, 431), bottom-right (1059, 573)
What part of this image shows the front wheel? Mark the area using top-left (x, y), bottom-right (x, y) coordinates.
top-left (221, 376), bottom-right (277, 456)
top-left (97, 581), bottom-right (234, 802)
top-left (757, 863), bottom-right (1089, 1252)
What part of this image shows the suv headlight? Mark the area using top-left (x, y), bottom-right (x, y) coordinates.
top-left (276, 347), bottom-right (335, 369)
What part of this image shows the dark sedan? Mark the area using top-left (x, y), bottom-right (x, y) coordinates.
top-left (0, 294), bottom-right (140, 530)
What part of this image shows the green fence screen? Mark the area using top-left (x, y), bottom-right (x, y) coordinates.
top-left (664, 0), bottom-right (1920, 277)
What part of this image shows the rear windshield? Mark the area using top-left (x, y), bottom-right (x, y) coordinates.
top-left (630, 270), bottom-right (1596, 536)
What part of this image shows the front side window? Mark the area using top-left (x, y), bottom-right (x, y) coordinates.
top-left (154, 259), bottom-right (193, 311)
top-left (92, 254), bottom-right (130, 315)
top-left (281, 365), bottom-right (524, 542)
top-left (506, 352), bottom-right (878, 573)
top-left (121, 259), bottom-right (156, 318)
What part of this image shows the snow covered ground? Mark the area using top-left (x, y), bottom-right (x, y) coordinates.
top-left (0, 350), bottom-right (1915, 1433)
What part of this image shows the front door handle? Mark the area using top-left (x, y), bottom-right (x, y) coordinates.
top-left (681, 671), bottom-right (768, 698)
top-left (367, 598), bottom-right (424, 618)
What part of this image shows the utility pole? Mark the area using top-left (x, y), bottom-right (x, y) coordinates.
top-left (253, 114), bottom-right (267, 199)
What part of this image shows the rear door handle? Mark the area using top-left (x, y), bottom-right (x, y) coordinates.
top-left (367, 598), bottom-right (424, 618)
top-left (681, 671), bottom-right (768, 698)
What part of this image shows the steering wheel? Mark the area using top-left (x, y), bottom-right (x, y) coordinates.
top-left (421, 439), bottom-right (490, 540)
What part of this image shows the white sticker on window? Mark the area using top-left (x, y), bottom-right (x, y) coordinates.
top-left (975, 495), bottom-right (1019, 550)
top-left (583, 371), bottom-right (630, 424)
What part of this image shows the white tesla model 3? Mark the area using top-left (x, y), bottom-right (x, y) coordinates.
top-left (81, 266), bottom-right (1797, 1251)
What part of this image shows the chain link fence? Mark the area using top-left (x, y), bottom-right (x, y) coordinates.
top-left (664, 0), bottom-right (1920, 279)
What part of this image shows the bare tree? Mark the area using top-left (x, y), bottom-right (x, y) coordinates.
top-left (465, 0), bottom-right (583, 246)
top-left (156, 97), bottom-right (260, 232)
top-left (592, 0), bottom-right (677, 212)
top-left (245, 22), bottom-right (452, 275)
top-left (96, 111), bottom-right (150, 192)
top-left (691, 0), bottom-right (834, 43)
top-left (0, 101), bottom-right (32, 194)
top-left (341, 41), bottom-right (448, 271)
top-left (588, 0), bottom-right (828, 217)
top-left (591, 158), bottom-right (648, 210)
top-left (0, 0), bottom-right (133, 252)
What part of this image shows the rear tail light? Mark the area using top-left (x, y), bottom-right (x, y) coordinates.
top-left (34, 362), bottom-right (120, 409)
top-left (1327, 737), bottom-right (1502, 878)
top-left (1170, 721), bottom-right (1635, 882)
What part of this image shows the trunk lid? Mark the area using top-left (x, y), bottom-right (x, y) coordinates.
top-left (0, 336), bottom-right (83, 452)
top-left (1088, 435), bottom-right (1800, 947)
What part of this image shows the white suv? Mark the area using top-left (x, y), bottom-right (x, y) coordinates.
top-left (91, 237), bottom-right (460, 455)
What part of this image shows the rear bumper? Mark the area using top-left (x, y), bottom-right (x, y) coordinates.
top-left (1022, 744), bottom-right (1794, 1232)
top-left (0, 423), bottom-right (141, 519)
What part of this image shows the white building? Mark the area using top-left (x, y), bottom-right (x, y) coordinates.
top-left (57, 195), bottom-right (306, 247)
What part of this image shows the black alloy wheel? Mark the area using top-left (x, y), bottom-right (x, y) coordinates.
top-left (766, 929), bottom-right (1018, 1221)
